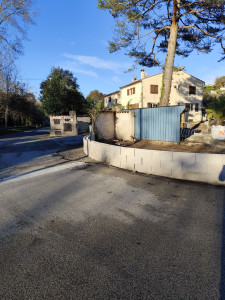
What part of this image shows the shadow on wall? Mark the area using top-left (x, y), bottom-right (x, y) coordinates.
top-left (219, 166), bottom-right (225, 182)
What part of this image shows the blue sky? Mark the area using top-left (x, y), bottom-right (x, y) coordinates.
top-left (16, 0), bottom-right (225, 99)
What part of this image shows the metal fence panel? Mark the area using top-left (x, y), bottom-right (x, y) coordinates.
top-left (133, 106), bottom-right (185, 142)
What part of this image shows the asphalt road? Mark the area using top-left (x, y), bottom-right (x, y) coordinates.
top-left (0, 160), bottom-right (225, 299)
top-left (0, 127), bottom-right (83, 180)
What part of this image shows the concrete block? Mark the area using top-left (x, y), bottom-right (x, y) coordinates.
top-left (182, 162), bottom-right (197, 172)
top-left (109, 145), bottom-right (121, 168)
top-left (194, 172), bottom-right (211, 184)
top-left (83, 137), bottom-right (88, 155)
top-left (151, 164), bottom-right (163, 176)
top-left (172, 169), bottom-right (196, 181)
top-left (120, 147), bottom-right (135, 171)
top-left (193, 162), bottom-right (208, 173)
top-left (134, 149), bottom-right (153, 173)
top-left (159, 167), bottom-right (173, 178)
top-left (98, 144), bottom-right (111, 164)
top-left (152, 150), bottom-right (173, 161)
top-left (173, 152), bottom-right (196, 164)
top-left (160, 159), bottom-right (182, 171)
top-left (207, 171), bottom-right (223, 185)
top-left (206, 163), bottom-right (224, 173)
top-left (195, 153), bottom-right (223, 166)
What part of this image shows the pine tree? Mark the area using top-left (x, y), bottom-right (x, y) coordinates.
top-left (98, 0), bottom-right (225, 106)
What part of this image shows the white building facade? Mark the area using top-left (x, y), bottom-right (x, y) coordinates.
top-left (104, 69), bottom-right (205, 122)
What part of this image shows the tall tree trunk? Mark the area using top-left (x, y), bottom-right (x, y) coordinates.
top-left (159, 0), bottom-right (180, 107)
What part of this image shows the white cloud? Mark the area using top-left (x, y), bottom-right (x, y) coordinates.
top-left (61, 61), bottom-right (98, 78)
top-left (70, 68), bottom-right (98, 78)
top-left (62, 53), bottom-right (131, 73)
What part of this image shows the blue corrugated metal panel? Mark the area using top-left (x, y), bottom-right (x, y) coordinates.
top-left (133, 106), bottom-right (185, 142)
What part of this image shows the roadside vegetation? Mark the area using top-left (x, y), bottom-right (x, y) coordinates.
top-left (0, 65), bottom-right (46, 129)
top-left (0, 0), bottom-right (46, 132)
top-left (203, 76), bottom-right (225, 124)
top-left (40, 67), bottom-right (89, 116)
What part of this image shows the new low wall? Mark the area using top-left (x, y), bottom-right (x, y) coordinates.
top-left (83, 135), bottom-right (225, 186)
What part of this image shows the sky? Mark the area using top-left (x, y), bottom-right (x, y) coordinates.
top-left (16, 0), bottom-right (225, 99)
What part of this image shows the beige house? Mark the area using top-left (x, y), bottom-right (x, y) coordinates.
top-left (104, 69), bottom-right (205, 122)
top-left (104, 90), bottom-right (121, 108)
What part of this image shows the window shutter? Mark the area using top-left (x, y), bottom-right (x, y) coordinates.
top-left (150, 85), bottom-right (158, 94)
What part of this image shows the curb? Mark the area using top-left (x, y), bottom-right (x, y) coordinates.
top-left (0, 162), bottom-right (87, 184)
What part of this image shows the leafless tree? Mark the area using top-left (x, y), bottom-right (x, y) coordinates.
top-left (0, 0), bottom-right (35, 70)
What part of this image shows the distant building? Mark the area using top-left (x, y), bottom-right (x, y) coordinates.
top-left (50, 111), bottom-right (78, 136)
top-left (104, 69), bottom-right (205, 122)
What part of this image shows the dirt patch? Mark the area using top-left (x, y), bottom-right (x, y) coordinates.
top-left (97, 138), bottom-right (225, 154)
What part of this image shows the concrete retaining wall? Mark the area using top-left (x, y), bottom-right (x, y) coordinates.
top-left (83, 135), bottom-right (225, 186)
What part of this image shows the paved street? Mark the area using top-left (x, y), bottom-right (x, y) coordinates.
top-left (0, 128), bottom-right (83, 180)
top-left (0, 155), bottom-right (225, 299)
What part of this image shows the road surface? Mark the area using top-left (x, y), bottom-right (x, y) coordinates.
top-left (0, 127), bottom-right (83, 180)
top-left (0, 159), bottom-right (225, 299)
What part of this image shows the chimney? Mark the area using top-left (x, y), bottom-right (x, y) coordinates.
top-left (141, 69), bottom-right (147, 79)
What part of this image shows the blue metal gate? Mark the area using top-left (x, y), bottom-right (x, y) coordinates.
top-left (133, 106), bottom-right (185, 142)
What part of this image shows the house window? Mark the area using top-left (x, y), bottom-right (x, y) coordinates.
top-left (195, 103), bottom-right (199, 112)
top-left (189, 86), bottom-right (196, 95)
top-left (147, 103), bottom-right (158, 108)
top-left (185, 103), bottom-right (199, 112)
top-left (130, 103), bottom-right (139, 109)
top-left (108, 96), bottom-right (111, 102)
top-left (150, 85), bottom-right (158, 94)
top-left (127, 87), bottom-right (135, 95)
